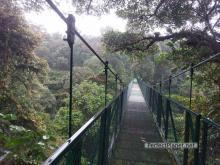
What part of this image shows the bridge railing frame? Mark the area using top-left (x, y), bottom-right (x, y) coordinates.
top-left (43, 87), bottom-right (128, 165)
top-left (44, 0), bottom-right (125, 139)
top-left (137, 52), bottom-right (220, 165)
top-left (41, 0), bottom-right (130, 164)
top-left (138, 79), bottom-right (201, 164)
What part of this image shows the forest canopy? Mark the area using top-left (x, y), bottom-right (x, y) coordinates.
top-left (72, 0), bottom-right (220, 60)
top-left (0, 0), bottom-right (220, 164)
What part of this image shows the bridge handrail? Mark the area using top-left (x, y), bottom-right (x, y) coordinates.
top-left (43, 87), bottom-right (128, 165)
top-left (140, 80), bottom-right (200, 116)
top-left (153, 52), bottom-right (220, 86)
top-left (138, 78), bottom-right (220, 165)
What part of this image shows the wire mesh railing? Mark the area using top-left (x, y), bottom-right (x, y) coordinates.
top-left (44, 0), bottom-right (125, 140)
top-left (200, 118), bottom-right (220, 165)
top-left (138, 79), bottom-right (200, 164)
top-left (137, 53), bottom-right (220, 165)
top-left (39, 0), bottom-right (130, 164)
top-left (44, 87), bottom-right (128, 165)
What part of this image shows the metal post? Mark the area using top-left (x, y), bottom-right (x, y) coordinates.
top-left (115, 74), bottom-right (118, 96)
top-left (168, 77), bottom-right (171, 98)
top-left (183, 114), bottom-right (190, 164)
top-left (66, 14), bottom-right (75, 138)
top-left (183, 63), bottom-right (194, 164)
top-left (157, 93), bottom-right (162, 127)
top-left (120, 91), bottom-right (124, 123)
top-left (201, 120), bottom-right (208, 165)
top-left (98, 61), bottom-right (109, 165)
top-left (167, 77), bottom-right (177, 142)
top-left (105, 61), bottom-right (108, 106)
top-left (189, 63), bottom-right (194, 109)
top-left (194, 115), bottom-right (201, 165)
top-left (165, 100), bottom-right (169, 140)
top-left (98, 108), bottom-right (107, 165)
top-left (159, 81), bottom-right (162, 93)
top-left (165, 77), bottom-right (172, 140)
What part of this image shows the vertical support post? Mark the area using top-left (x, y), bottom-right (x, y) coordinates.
top-left (115, 74), bottom-right (118, 96)
top-left (66, 139), bottom-right (82, 165)
top-left (98, 61), bottom-right (109, 165)
top-left (120, 91), bottom-right (124, 123)
top-left (168, 76), bottom-right (178, 142)
top-left (189, 63), bottom-right (194, 109)
top-left (184, 64), bottom-right (194, 165)
top-left (64, 14), bottom-right (82, 165)
top-left (114, 97), bottom-right (119, 137)
top-left (168, 77), bottom-right (171, 98)
top-left (194, 115), bottom-right (201, 165)
top-left (183, 112), bottom-right (190, 165)
top-left (159, 81), bottom-right (162, 93)
top-left (149, 88), bottom-right (152, 108)
top-left (120, 81), bottom-right (122, 92)
top-left (68, 42), bottom-right (73, 138)
top-left (98, 108), bottom-right (107, 165)
top-left (157, 81), bottom-right (162, 128)
top-left (105, 61), bottom-right (109, 106)
top-left (66, 14), bottom-right (75, 138)
top-left (157, 94), bottom-right (162, 128)
top-left (165, 77), bottom-right (171, 140)
top-left (165, 100), bottom-right (169, 140)
top-left (201, 120), bottom-right (208, 165)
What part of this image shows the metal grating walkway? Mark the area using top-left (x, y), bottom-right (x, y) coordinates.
top-left (110, 83), bottom-right (175, 165)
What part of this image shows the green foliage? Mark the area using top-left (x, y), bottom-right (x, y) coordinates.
top-left (102, 31), bottom-right (158, 58)
top-left (73, 81), bottom-right (112, 119)
top-left (53, 107), bottom-right (84, 137)
top-left (73, 67), bottom-right (94, 84)
top-left (84, 56), bottom-right (103, 73)
top-left (35, 33), bottom-right (101, 70)
top-left (169, 94), bottom-right (190, 107)
top-left (154, 52), bottom-right (170, 64)
top-left (72, 0), bottom-right (220, 50)
top-left (0, 113), bottom-right (52, 164)
top-left (1, 0), bottom-right (219, 164)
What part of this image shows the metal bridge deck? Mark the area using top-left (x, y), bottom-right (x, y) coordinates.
top-left (110, 83), bottom-right (175, 165)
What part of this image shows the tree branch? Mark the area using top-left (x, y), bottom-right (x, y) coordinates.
top-left (112, 30), bottom-right (220, 53)
top-left (86, 0), bottom-right (93, 14)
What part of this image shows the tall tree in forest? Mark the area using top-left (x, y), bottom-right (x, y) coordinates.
top-left (0, 0), bottom-right (55, 163)
top-left (72, 0), bottom-right (220, 60)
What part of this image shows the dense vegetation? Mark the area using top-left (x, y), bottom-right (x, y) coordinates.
top-left (73, 0), bottom-right (220, 121)
top-left (0, 0), bottom-right (219, 164)
top-left (0, 1), bottom-right (132, 164)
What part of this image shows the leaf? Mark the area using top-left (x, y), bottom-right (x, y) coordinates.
top-left (4, 114), bottom-right (17, 121)
top-left (42, 135), bottom-right (50, 140)
top-left (37, 141), bottom-right (45, 146)
top-left (9, 125), bottom-right (26, 132)
top-left (0, 113), bottom-right (5, 118)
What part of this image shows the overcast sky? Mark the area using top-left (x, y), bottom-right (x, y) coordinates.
top-left (25, 1), bottom-right (127, 36)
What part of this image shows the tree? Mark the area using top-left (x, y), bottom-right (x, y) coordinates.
top-left (73, 81), bottom-right (112, 119)
top-left (72, 0), bottom-right (220, 61)
top-left (0, 0), bottom-right (46, 122)
top-left (35, 33), bottom-right (102, 70)
top-left (0, 1), bottom-right (58, 163)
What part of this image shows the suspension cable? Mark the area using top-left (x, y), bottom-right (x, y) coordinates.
top-left (153, 52), bottom-right (220, 86)
top-left (45, 0), bottom-right (123, 81)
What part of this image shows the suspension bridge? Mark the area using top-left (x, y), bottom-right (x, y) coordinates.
top-left (41, 0), bottom-right (220, 164)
